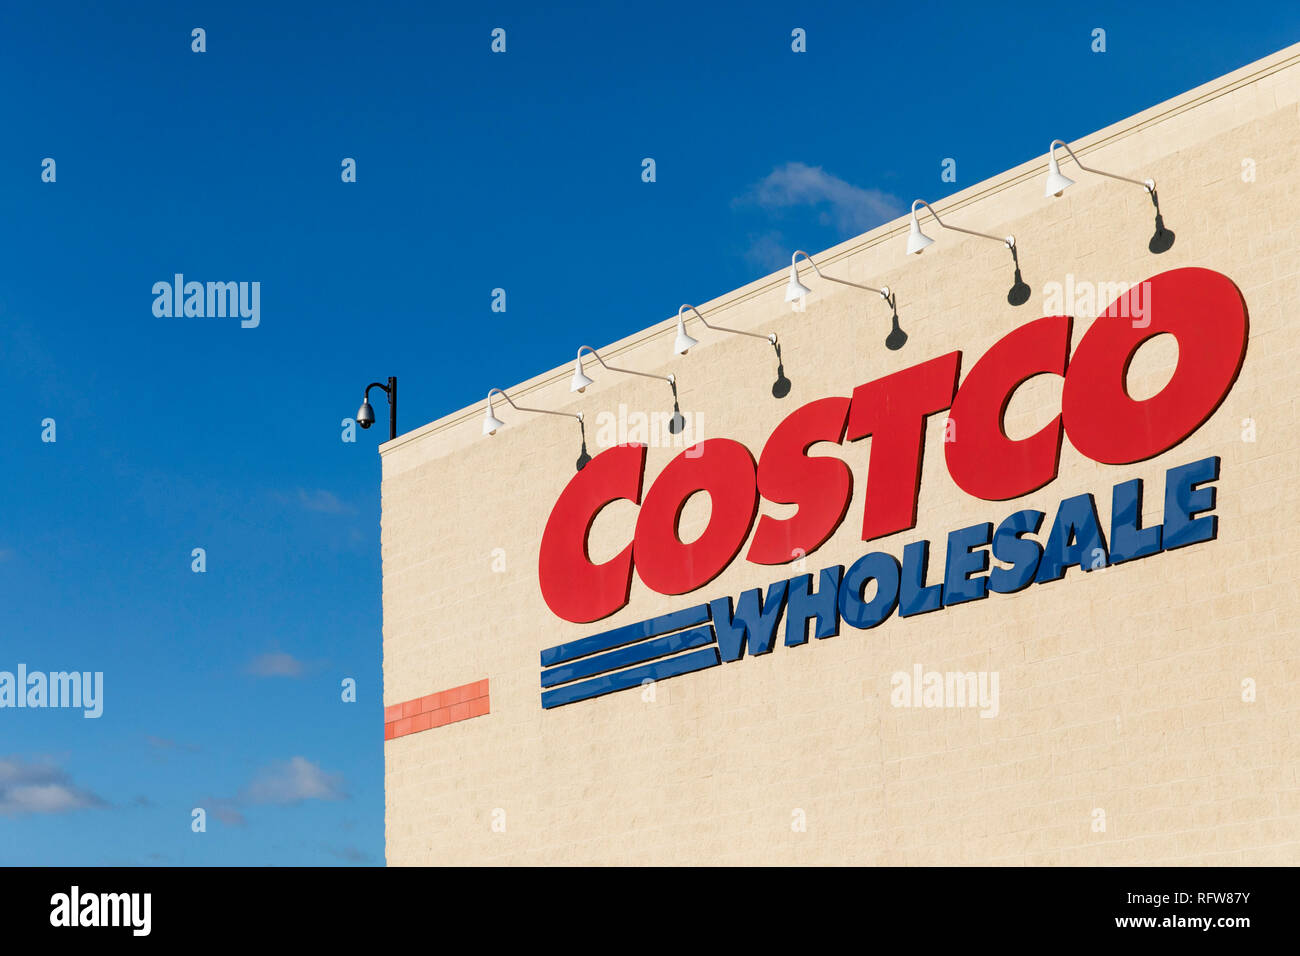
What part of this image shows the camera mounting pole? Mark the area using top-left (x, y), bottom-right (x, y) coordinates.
top-left (356, 377), bottom-right (397, 441)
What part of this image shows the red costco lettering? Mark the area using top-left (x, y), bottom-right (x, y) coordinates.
top-left (1061, 267), bottom-right (1247, 464)
top-left (537, 267), bottom-right (1247, 624)
top-left (538, 443), bottom-right (645, 623)
top-left (634, 439), bottom-right (759, 595)
top-left (945, 315), bottom-right (1072, 501)
top-left (845, 351), bottom-right (962, 541)
top-left (746, 396), bottom-right (853, 565)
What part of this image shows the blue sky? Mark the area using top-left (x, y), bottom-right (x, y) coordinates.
top-left (0, 1), bottom-right (1295, 865)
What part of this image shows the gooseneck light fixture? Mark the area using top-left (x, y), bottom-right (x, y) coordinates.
top-left (482, 387), bottom-right (590, 471)
top-left (674, 304), bottom-right (790, 398)
top-left (908, 200), bottom-right (1030, 306)
top-left (1045, 139), bottom-right (1173, 253)
top-left (356, 377), bottom-right (397, 441)
top-left (673, 303), bottom-right (775, 354)
top-left (571, 345), bottom-right (687, 433)
top-left (786, 251), bottom-right (906, 351)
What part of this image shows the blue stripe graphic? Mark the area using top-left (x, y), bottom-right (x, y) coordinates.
top-left (540, 647), bottom-right (721, 709)
top-left (539, 603), bottom-right (709, 667)
top-left (540, 625), bottom-right (716, 688)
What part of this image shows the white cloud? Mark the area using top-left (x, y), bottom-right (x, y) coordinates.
top-left (326, 845), bottom-right (371, 863)
top-left (295, 489), bottom-right (351, 514)
top-left (247, 652), bottom-right (306, 678)
top-left (204, 757), bottom-right (347, 826)
top-left (212, 802), bottom-right (246, 827)
top-left (738, 161), bottom-right (902, 235)
top-left (242, 757), bottom-right (346, 805)
top-left (0, 756), bottom-right (106, 816)
top-left (739, 230), bottom-right (792, 270)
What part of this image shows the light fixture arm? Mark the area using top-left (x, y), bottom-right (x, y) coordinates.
top-left (574, 346), bottom-right (675, 386)
top-left (678, 304), bottom-right (777, 346)
top-left (790, 251), bottom-right (890, 300)
top-left (911, 199), bottom-right (1015, 250)
top-left (486, 387), bottom-right (582, 424)
top-left (1049, 139), bottom-right (1155, 194)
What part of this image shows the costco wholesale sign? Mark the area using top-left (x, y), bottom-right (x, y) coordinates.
top-left (535, 267), bottom-right (1248, 709)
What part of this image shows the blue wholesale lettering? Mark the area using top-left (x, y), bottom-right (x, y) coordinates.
top-left (838, 551), bottom-right (901, 629)
top-left (538, 457), bottom-right (1222, 708)
top-left (988, 510), bottom-right (1045, 594)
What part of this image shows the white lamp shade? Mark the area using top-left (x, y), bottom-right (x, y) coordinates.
top-left (907, 214), bottom-right (934, 255)
top-left (570, 359), bottom-right (595, 393)
top-left (674, 317), bottom-right (700, 355)
top-left (482, 408), bottom-right (506, 436)
top-left (1045, 153), bottom-right (1076, 197)
top-left (784, 265), bottom-right (813, 302)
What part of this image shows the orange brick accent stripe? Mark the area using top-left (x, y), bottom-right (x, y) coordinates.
top-left (385, 679), bottom-right (490, 740)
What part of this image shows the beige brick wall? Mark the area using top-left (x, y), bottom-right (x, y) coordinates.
top-left (381, 44), bottom-right (1300, 865)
